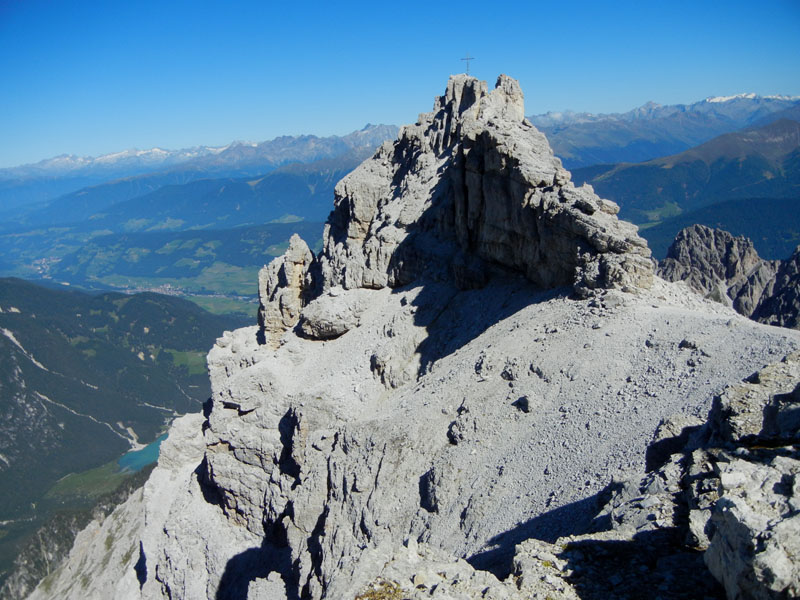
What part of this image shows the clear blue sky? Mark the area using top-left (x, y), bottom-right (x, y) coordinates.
top-left (1, 0), bottom-right (799, 168)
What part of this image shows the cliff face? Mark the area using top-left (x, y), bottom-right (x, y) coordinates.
top-left (658, 224), bottom-right (800, 329)
top-left (753, 246), bottom-right (800, 328)
top-left (24, 76), bottom-right (800, 600)
top-left (314, 74), bottom-right (652, 296)
top-left (258, 74), bottom-right (654, 347)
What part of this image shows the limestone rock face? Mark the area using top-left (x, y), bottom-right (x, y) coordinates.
top-left (313, 74), bottom-right (653, 301)
top-left (298, 287), bottom-right (369, 340)
top-left (258, 74), bottom-right (654, 342)
top-left (753, 246), bottom-right (800, 329)
top-left (183, 273), bottom-right (798, 600)
top-left (257, 234), bottom-right (313, 345)
top-left (658, 225), bottom-right (778, 314)
top-left (658, 225), bottom-right (800, 330)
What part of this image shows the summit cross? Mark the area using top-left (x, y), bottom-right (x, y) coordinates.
top-left (461, 53), bottom-right (475, 75)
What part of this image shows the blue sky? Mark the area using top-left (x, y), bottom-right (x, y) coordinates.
top-left (1, 0), bottom-right (798, 168)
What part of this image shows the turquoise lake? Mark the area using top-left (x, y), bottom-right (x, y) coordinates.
top-left (118, 433), bottom-right (168, 472)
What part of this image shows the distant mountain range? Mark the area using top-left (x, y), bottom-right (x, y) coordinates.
top-left (0, 123), bottom-right (397, 180)
top-left (1, 146), bottom-right (226, 179)
top-left (529, 93), bottom-right (800, 168)
top-left (571, 118), bottom-right (800, 225)
top-left (0, 146), bottom-right (379, 308)
top-left (2, 94), bottom-right (798, 316)
top-left (0, 152), bottom-right (349, 305)
top-left (0, 124), bottom-right (398, 215)
top-left (17, 149), bottom-right (364, 230)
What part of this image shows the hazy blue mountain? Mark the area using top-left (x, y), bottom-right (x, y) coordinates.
top-left (0, 148), bottom-right (238, 218)
top-left (750, 102), bottom-right (800, 128)
top-left (7, 170), bottom-right (206, 230)
top-left (530, 94), bottom-right (800, 168)
top-left (0, 124), bottom-right (398, 224)
top-left (0, 176), bottom-right (107, 218)
top-left (74, 151), bottom-right (361, 232)
top-left (11, 151), bottom-right (355, 236)
top-left (571, 118), bottom-right (800, 224)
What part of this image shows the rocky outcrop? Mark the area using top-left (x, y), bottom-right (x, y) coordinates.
top-left (753, 246), bottom-right (800, 329)
top-left (257, 234), bottom-right (313, 346)
top-left (658, 225), bottom-right (778, 313)
top-left (316, 74), bottom-right (653, 297)
top-left (298, 287), bottom-right (370, 340)
top-left (183, 267), bottom-right (797, 599)
top-left (549, 352), bottom-right (800, 600)
top-left (153, 78), bottom-right (799, 600)
top-left (259, 74), bottom-right (654, 342)
top-left (700, 355), bottom-right (800, 598)
top-left (658, 225), bottom-right (800, 329)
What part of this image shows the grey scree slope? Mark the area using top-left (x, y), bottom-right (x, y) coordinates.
top-left (26, 75), bottom-right (800, 600)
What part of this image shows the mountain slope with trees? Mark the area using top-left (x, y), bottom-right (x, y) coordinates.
top-left (0, 278), bottom-right (244, 583)
top-left (571, 118), bottom-right (800, 224)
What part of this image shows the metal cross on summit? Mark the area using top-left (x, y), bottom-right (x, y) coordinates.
top-left (461, 53), bottom-right (475, 75)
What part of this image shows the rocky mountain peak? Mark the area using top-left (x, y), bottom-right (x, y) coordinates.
top-left (658, 224), bottom-right (800, 328)
top-left (438, 73), bottom-right (525, 125)
top-left (259, 74), bottom-right (654, 344)
top-left (658, 224), bottom-right (774, 309)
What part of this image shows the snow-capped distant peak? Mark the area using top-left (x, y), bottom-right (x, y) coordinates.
top-left (94, 149), bottom-right (134, 163)
top-left (204, 145), bottom-right (229, 155)
top-left (141, 148), bottom-right (168, 156)
top-left (705, 93), bottom-right (759, 103)
top-left (704, 93), bottom-right (800, 103)
top-left (93, 148), bottom-right (172, 163)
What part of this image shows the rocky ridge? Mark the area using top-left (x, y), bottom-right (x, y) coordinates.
top-left (23, 76), bottom-right (800, 599)
top-left (659, 224), bottom-right (800, 328)
top-left (29, 346), bottom-right (800, 599)
top-left (258, 74), bottom-right (654, 347)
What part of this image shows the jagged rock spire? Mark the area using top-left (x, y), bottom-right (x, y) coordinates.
top-left (259, 74), bottom-right (654, 341)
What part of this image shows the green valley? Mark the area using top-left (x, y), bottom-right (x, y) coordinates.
top-left (48, 221), bottom-right (325, 317)
top-left (0, 278), bottom-right (245, 583)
